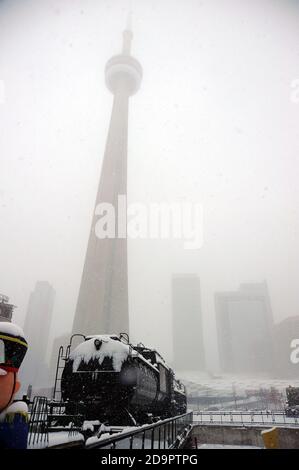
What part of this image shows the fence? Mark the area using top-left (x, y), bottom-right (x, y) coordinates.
top-left (85, 412), bottom-right (193, 449)
top-left (27, 396), bottom-right (49, 448)
top-left (27, 397), bottom-right (84, 448)
top-left (193, 410), bottom-right (299, 427)
top-left (27, 398), bottom-right (192, 449)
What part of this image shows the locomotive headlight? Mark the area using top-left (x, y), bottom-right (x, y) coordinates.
top-left (120, 366), bottom-right (137, 386)
top-left (94, 339), bottom-right (102, 350)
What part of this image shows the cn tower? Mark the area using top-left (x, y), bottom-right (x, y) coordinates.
top-left (72, 23), bottom-right (142, 336)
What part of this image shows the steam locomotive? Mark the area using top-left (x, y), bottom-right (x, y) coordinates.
top-left (60, 334), bottom-right (187, 425)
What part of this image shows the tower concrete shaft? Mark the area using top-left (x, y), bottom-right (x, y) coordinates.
top-left (72, 28), bottom-right (142, 336)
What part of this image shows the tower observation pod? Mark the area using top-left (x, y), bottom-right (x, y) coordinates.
top-left (105, 29), bottom-right (142, 96)
top-left (72, 26), bottom-right (142, 336)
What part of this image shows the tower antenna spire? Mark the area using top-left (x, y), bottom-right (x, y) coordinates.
top-left (122, 12), bottom-right (133, 55)
top-left (126, 10), bottom-right (132, 31)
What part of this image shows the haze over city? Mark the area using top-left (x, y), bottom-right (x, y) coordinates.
top-left (0, 0), bottom-right (299, 373)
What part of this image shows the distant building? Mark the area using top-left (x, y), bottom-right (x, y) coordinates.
top-left (172, 274), bottom-right (205, 371)
top-left (273, 316), bottom-right (299, 378)
top-left (215, 282), bottom-right (275, 375)
top-left (20, 281), bottom-right (55, 390)
top-left (0, 294), bottom-right (15, 322)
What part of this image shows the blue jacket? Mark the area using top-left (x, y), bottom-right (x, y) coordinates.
top-left (0, 402), bottom-right (29, 449)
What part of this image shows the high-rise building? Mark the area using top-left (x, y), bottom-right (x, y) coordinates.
top-left (172, 274), bottom-right (205, 371)
top-left (72, 24), bottom-right (142, 336)
top-left (0, 294), bottom-right (15, 322)
top-left (215, 282), bottom-right (274, 375)
top-left (21, 281), bottom-right (55, 389)
top-left (273, 316), bottom-right (299, 378)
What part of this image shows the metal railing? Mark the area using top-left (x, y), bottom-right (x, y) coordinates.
top-left (47, 400), bottom-right (84, 427)
top-left (27, 397), bottom-right (192, 449)
top-left (28, 396), bottom-right (49, 448)
top-left (193, 410), bottom-right (299, 427)
top-left (85, 412), bottom-right (193, 449)
top-left (27, 397), bottom-right (84, 448)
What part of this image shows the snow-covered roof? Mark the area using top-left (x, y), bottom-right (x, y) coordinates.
top-left (0, 322), bottom-right (25, 338)
top-left (69, 335), bottom-right (161, 374)
top-left (69, 335), bottom-right (130, 372)
top-left (28, 432), bottom-right (84, 449)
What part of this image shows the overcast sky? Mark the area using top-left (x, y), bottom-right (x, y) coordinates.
top-left (0, 0), bottom-right (298, 371)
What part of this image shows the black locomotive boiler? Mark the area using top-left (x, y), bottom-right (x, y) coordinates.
top-left (60, 334), bottom-right (187, 425)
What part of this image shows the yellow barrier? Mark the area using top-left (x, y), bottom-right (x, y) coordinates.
top-left (261, 427), bottom-right (279, 449)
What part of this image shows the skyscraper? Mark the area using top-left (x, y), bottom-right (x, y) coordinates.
top-left (72, 25), bottom-right (142, 336)
top-left (215, 282), bottom-right (274, 375)
top-left (172, 274), bottom-right (206, 371)
top-left (21, 281), bottom-right (55, 389)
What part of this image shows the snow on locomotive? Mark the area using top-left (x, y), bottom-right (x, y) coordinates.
top-left (60, 334), bottom-right (187, 424)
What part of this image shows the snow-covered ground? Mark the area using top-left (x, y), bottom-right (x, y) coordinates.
top-left (179, 371), bottom-right (299, 395)
top-left (28, 431), bottom-right (84, 449)
top-left (198, 444), bottom-right (262, 449)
